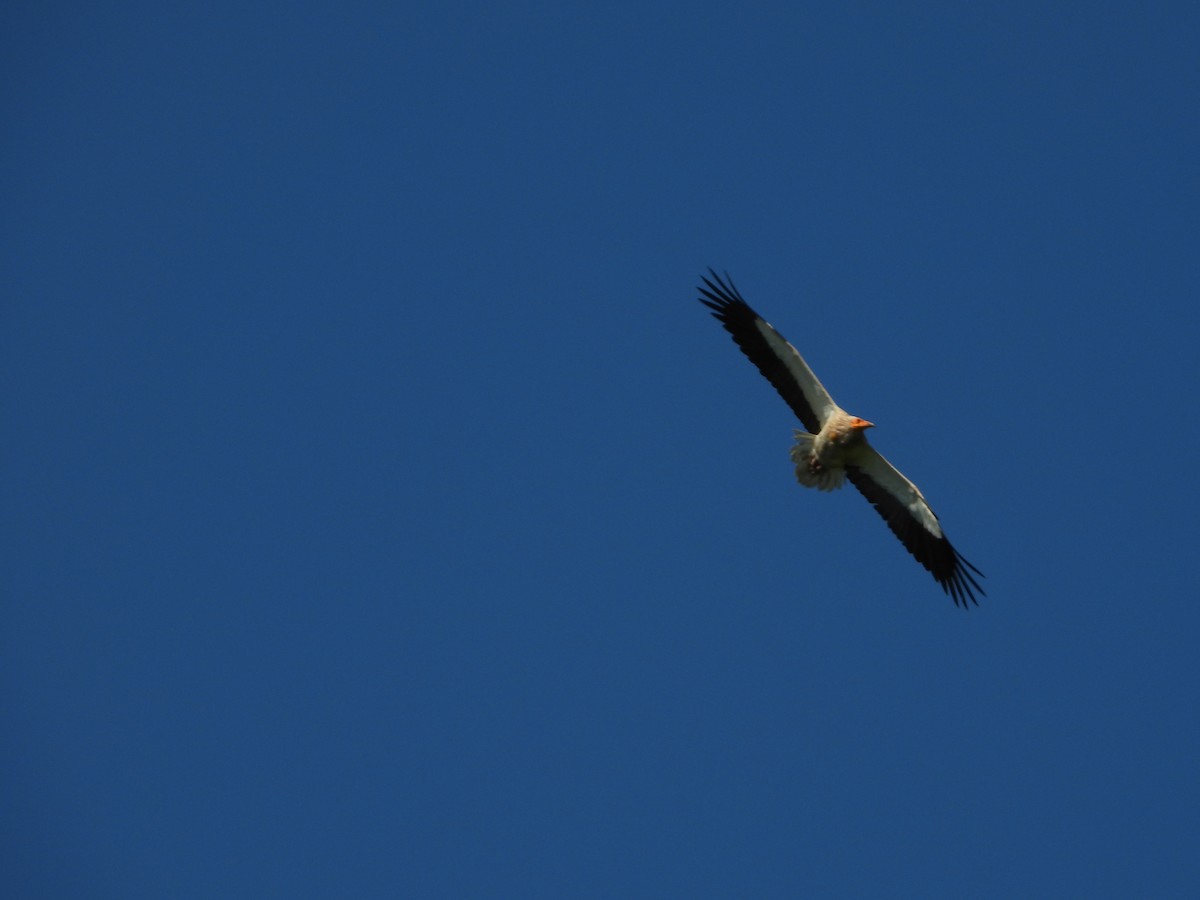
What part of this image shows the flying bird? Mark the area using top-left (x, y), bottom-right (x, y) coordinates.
top-left (698, 269), bottom-right (984, 607)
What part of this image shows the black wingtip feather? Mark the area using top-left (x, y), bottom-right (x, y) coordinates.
top-left (698, 268), bottom-right (748, 316)
top-left (941, 547), bottom-right (985, 609)
top-left (957, 553), bottom-right (986, 608)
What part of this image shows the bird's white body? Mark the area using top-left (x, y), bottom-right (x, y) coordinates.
top-left (791, 420), bottom-right (859, 492)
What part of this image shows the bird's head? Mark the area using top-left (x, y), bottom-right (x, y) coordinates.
top-left (832, 415), bottom-right (874, 446)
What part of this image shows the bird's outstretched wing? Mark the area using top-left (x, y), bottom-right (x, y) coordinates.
top-left (698, 270), bottom-right (840, 434)
top-left (844, 445), bottom-right (985, 607)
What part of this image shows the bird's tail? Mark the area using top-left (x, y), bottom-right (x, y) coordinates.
top-left (790, 431), bottom-right (846, 492)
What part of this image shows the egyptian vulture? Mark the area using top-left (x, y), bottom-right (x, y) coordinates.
top-left (699, 270), bottom-right (984, 607)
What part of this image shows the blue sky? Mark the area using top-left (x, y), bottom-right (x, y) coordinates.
top-left (4, 2), bottom-right (1199, 896)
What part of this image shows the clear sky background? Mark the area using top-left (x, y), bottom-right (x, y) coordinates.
top-left (4, 2), bottom-right (1199, 897)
